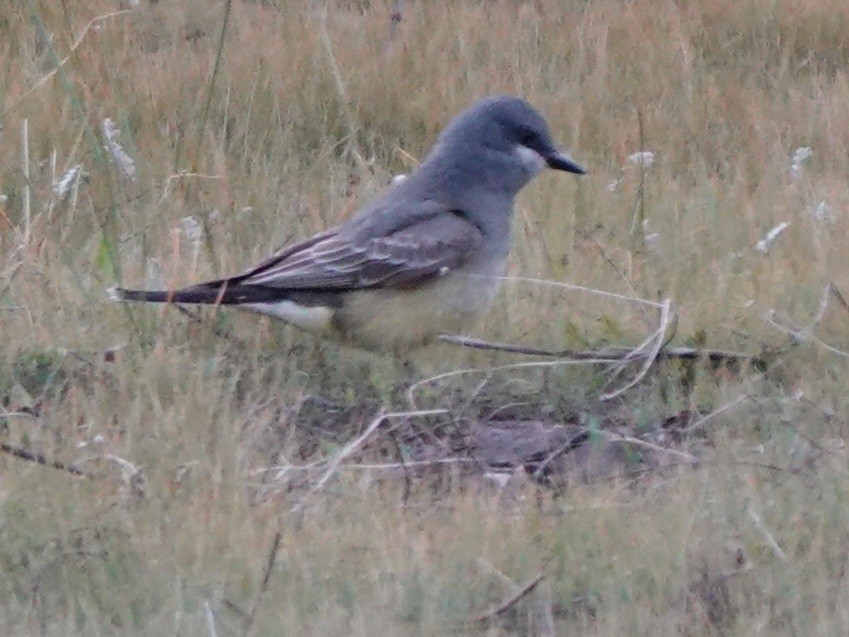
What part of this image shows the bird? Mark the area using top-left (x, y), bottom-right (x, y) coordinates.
top-left (109, 96), bottom-right (585, 351)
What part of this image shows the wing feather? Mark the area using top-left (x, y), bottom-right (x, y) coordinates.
top-left (237, 212), bottom-right (483, 291)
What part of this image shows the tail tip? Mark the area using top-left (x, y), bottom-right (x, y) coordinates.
top-left (107, 286), bottom-right (126, 302)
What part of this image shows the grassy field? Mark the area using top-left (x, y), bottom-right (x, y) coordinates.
top-left (3, 0), bottom-right (849, 634)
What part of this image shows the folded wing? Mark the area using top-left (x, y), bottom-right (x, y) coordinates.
top-left (235, 211), bottom-right (483, 291)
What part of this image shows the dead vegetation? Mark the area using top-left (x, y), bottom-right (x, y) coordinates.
top-left (3, 0), bottom-right (849, 634)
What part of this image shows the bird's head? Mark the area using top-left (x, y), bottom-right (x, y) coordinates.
top-left (433, 96), bottom-right (585, 191)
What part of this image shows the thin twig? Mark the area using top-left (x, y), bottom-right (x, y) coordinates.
top-left (255, 457), bottom-right (474, 477)
top-left (476, 559), bottom-right (519, 590)
top-left (603, 297), bottom-right (673, 394)
top-left (21, 119), bottom-right (31, 246)
top-left (579, 228), bottom-right (655, 325)
top-left (204, 601), bottom-right (218, 637)
top-left (243, 528), bottom-right (283, 637)
top-left (259, 530), bottom-right (282, 599)
top-left (0, 256), bottom-right (25, 301)
top-left (439, 334), bottom-right (757, 365)
top-left (193, 0), bottom-right (233, 273)
top-left (681, 339), bottom-right (796, 436)
top-left (600, 316), bottom-right (665, 388)
top-left (0, 10), bottom-right (132, 121)
top-left (407, 359), bottom-right (620, 409)
top-left (748, 508), bottom-right (789, 563)
top-left (438, 334), bottom-right (622, 358)
top-left (531, 429), bottom-right (590, 479)
top-left (246, 409), bottom-right (444, 637)
top-left (682, 394), bottom-right (750, 434)
top-left (481, 274), bottom-right (666, 308)
top-left (766, 282), bottom-right (832, 343)
top-left (388, 427), bottom-right (413, 501)
top-left (0, 410), bottom-right (39, 420)
top-left (601, 431), bottom-right (699, 464)
top-left (317, 5), bottom-right (370, 176)
top-left (0, 442), bottom-right (88, 476)
top-left (628, 108), bottom-right (647, 236)
top-left (601, 298), bottom-right (673, 400)
top-left (289, 409), bottom-right (445, 514)
top-left (828, 281), bottom-right (849, 315)
top-left (383, 0), bottom-right (406, 54)
top-left (159, 171), bottom-right (223, 204)
top-left (472, 573), bottom-right (545, 623)
top-left (765, 282), bottom-right (848, 358)
top-left (172, 304), bottom-right (248, 349)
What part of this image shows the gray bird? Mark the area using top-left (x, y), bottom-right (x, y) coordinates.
top-left (109, 96), bottom-right (585, 351)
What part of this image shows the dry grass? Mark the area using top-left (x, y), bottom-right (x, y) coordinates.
top-left (3, 0), bottom-right (849, 634)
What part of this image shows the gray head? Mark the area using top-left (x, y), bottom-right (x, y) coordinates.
top-left (414, 96), bottom-right (585, 200)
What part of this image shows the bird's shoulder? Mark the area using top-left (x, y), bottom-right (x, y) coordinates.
top-left (344, 189), bottom-right (465, 240)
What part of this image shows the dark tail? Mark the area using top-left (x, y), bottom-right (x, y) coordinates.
top-left (107, 282), bottom-right (291, 305)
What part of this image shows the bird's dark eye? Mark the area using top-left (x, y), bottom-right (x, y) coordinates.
top-left (518, 128), bottom-right (537, 148)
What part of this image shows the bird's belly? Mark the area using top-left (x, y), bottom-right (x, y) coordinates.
top-left (336, 269), bottom-right (503, 351)
top-left (244, 300), bottom-right (335, 332)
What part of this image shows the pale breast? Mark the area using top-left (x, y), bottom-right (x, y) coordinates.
top-left (335, 264), bottom-right (505, 351)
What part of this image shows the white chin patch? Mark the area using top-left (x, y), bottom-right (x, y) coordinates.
top-left (514, 145), bottom-right (546, 174)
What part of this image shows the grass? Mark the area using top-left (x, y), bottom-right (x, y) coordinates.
top-left (3, 0), bottom-right (849, 634)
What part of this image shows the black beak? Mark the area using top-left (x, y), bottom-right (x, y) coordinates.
top-left (546, 151), bottom-right (586, 175)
